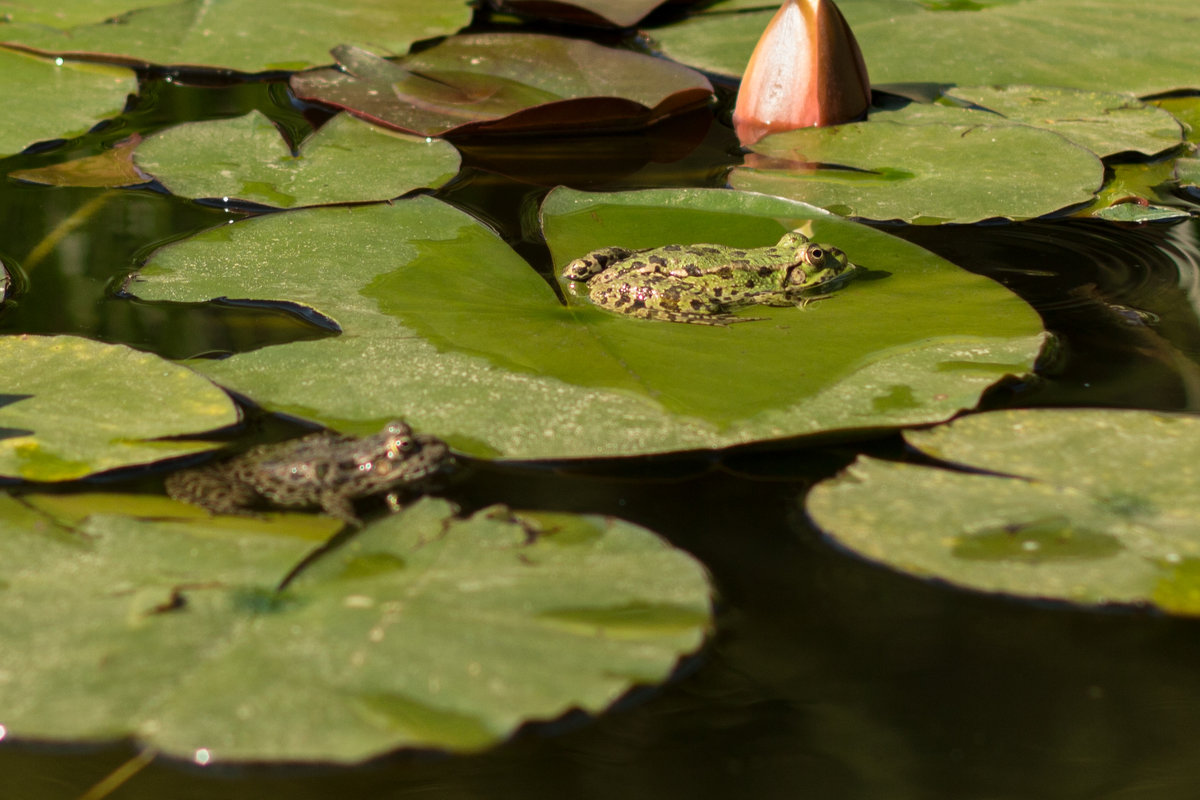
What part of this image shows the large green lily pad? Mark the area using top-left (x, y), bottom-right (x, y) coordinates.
top-left (807, 409), bottom-right (1200, 615)
top-left (0, 0), bottom-right (178, 28)
top-left (0, 0), bottom-right (473, 73)
top-left (0, 493), bottom-right (711, 762)
top-left (0, 46), bottom-right (134, 157)
top-left (289, 36), bottom-right (713, 137)
top-left (127, 190), bottom-right (1044, 458)
top-left (870, 86), bottom-right (1186, 159)
top-left (732, 120), bottom-right (1103, 223)
top-left (0, 335), bottom-right (239, 481)
top-left (939, 86), bottom-right (1184, 159)
top-left (652, 0), bottom-right (1200, 96)
top-left (134, 111), bottom-right (460, 207)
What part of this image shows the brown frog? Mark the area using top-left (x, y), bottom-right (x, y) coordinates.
top-left (165, 420), bottom-right (451, 526)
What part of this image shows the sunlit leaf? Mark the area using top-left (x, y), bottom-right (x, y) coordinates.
top-left (0, 493), bottom-right (711, 762)
top-left (652, 0), bottom-right (1200, 96)
top-left (808, 409), bottom-right (1200, 614)
top-left (0, 46), bottom-right (134, 158)
top-left (732, 120), bottom-right (1103, 223)
top-left (1081, 161), bottom-right (1191, 220)
top-left (878, 86), bottom-right (1185, 159)
top-left (0, 335), bottom-right (238, 480)
top-left (0, 0), bottom-right (178, 28)
top-left (0, 0), bottom-right (473, 73)
top-left (290, 35), bottom-right (713, 137)
top-left (134, 111), bottom-right (460, 207)
top-left (10, 135), bottom-right (146, 188)
top-left (126, 190), bottom-right (1044, 458)
top-left (1178, 158), bottom-right (1200, 193)
top-left (1154, 96), bottom-right (1200, 144)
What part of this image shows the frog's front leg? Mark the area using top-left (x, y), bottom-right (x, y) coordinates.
top-left (317, 492), bottom-right (363, 527)
top-left (562, 246), bottom-right (641, 281)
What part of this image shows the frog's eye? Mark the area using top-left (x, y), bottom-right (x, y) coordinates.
top-left (803, 246), bottom-right (826, 266)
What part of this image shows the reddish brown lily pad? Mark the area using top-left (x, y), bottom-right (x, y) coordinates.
top-left (290, 34), bottom-right (713, 138)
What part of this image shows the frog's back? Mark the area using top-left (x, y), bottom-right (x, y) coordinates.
top-left (593, 243), bottom-right (758, 283)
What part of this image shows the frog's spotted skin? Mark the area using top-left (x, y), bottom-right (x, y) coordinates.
top-left (562, 230), bottom-right (860, 325)
top-left (165, 420), bottom-right (451, 526)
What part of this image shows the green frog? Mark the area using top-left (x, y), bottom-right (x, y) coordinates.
top-left (561, 230), bottom-right (860, 325)
top-left (165, 420), bottom-right (451, 526)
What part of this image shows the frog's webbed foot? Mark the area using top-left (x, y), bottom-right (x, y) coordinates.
top-left (562, 247), bottom-right (639, 281)
top-left (681, 312), bottom-right (763, 326)
top-left (793, 293), bottom-right (834, 308)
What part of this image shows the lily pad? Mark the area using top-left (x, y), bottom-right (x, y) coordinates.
top-left (126, 190), bottom-right (1044, 458)
top-left (289, 36), bottom-right (713, 138)
top-left (489, 0), bottom-right (673, 27)
top-left (0, 492), bottom-right (711, 761)
top-left (807, 408), bottom-right (1200, 615)
top-left (1178, 158), bottom-right (1200, 193)
top-left (0, 0), bottom-right (473, 73)
top-left (0, 0), bottom-right (178, 28)
top-left (0, 334), bottom-right (238, 481)
top-left (732, 120), bottom-right (1104, 223)
top-left (133, 111), bottom-right (460, 207)
top-left (651, 0), bottom-right (1200, 96)
top-left (873, 86), bottom-right (1186, 159)
top-left (0, 46), bottom-right (135, 157)
top-left (10, 134), bottom-right (147, 188)
top-left (1154, 96), bottom-right (1200, 144)
top-left (941, 86), bottom-right (1184, 158)
top-left (1080, 160), bottom-right (1189, 220)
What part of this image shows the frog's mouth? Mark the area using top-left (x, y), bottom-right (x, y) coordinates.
top-left (797, 262), bottom-right (863, 295)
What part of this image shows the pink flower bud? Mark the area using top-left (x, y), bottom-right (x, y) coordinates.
top-left (733, 0), bottom-right (871, 146)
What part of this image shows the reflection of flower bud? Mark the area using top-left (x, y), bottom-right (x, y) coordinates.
top-left (733, 0), bottom-right (871, 146)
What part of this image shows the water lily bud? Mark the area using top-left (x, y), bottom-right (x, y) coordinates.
top-left (733, 0), bottom-right (871, 146)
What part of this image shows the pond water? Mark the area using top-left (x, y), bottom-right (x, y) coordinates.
top-left (3, 75), bottom-right (1200, 799)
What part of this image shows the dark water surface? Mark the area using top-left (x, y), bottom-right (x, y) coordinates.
top-left (4, 76), bottom-right (1200, 800)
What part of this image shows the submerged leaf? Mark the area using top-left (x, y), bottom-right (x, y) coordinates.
top-left (126, 190), bottom-right (1044, 458)
top-left (808, 409), bottom-right (1200, 614)
top-left (0, 335), bottom-right (238, 480)
top-left (134, 111), bottom-right (460, 207)
top-left (290, 36), bottom-right (713, 137)
top-left (10, 135), bottom-right (147, 188)
top-left (0, 494), bottom-right (711, 761)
